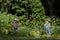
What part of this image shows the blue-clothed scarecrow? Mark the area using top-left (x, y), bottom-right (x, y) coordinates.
top-left (44, 19), bottom-right (51, 37)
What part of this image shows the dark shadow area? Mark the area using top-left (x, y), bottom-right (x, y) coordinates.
top-left (53, 0), bottom-right (60, 18)
top-left (8, 0), bottom-right (32, 18)
top-left (41, 0), bottom-right (60, 18)
top-left (40, 0), bottom-right (50, 16)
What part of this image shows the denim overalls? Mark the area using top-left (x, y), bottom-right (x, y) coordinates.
top-left (44, 21), bottom-right (51, 35)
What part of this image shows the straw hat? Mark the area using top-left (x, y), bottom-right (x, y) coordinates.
top-left (47, 18), bottom-right (51, 23)
top-left (14, 18), bottom-right (18, 21)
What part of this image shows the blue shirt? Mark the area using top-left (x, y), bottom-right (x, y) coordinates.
top-left (44, 21), bottom-right (50, 29)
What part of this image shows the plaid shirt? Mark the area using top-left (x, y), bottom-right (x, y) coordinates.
top-left (13, 21), bottom-right (18, 28)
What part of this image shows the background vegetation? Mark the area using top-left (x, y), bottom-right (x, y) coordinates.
top-left (0, 0), bottom-right (60, 39)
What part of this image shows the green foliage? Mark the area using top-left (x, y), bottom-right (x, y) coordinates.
top-left (0, 13), bottom-right (14, 34)
top-left (18, 26), bottom-right (31, 37)
top-left (51, 18), bottom-right (60, 34)
top-left (0, 0), bottom-right (60, 39)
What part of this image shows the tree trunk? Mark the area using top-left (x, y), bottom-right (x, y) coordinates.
top-left (47, 0), bottom-right (54, 17)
